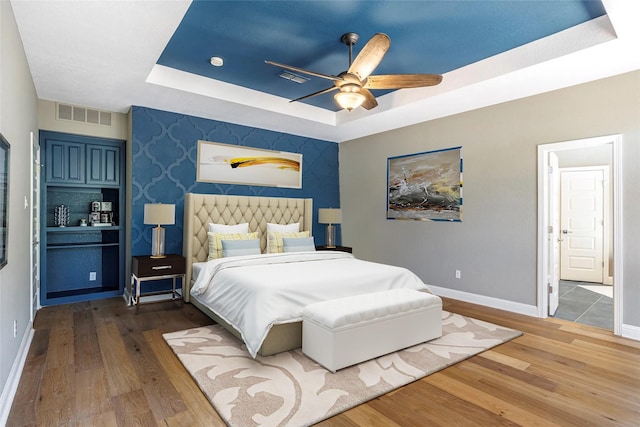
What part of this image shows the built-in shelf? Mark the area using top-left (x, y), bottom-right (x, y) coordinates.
top-left (40, 131), bottom-right (125, 306)
top-left (47, 226), bottom-right (120, 232)
top-left (47, 242), bottom-right (120, 250)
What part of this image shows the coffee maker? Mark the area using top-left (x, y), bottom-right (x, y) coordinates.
top-left (90, 201), bottom-right (113, 226)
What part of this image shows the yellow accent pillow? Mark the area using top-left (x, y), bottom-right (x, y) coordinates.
top-left (267, 231), bottom-right (310, 254)
top-left (208, 232), bottom-right (259, 261)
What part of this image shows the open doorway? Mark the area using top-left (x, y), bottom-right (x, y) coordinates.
top-left (537, 135), bottom-right (623, 335)
top-left (555, 165), bottom-right (611, 329)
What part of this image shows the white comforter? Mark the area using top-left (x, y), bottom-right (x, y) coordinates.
top-left (191, 251), bottom-right (431, 357)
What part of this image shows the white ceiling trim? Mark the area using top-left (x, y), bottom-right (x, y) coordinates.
top-left (11, 0), bottom-right (640, 143)
top-left (146, 65), bottom-right (336, 125)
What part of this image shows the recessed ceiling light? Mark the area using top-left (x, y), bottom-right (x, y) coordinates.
top-left (210, 56), bottom-right (224, 67)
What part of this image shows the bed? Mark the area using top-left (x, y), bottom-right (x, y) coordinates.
top-left (182, 193), bottom-right (432, 357)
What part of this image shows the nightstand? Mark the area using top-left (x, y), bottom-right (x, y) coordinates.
top-left (315, 245), bottom-right (352, 253)
top-left (130, 254), bottom-right (185, 306)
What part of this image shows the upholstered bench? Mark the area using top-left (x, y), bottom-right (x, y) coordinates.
top-left (302, 289), bottom-right (442, 372)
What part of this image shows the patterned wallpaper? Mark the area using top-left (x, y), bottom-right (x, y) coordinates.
top-left (131, 106), bottom-right (340, 256)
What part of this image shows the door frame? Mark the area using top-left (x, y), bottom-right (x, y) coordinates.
top-left (30, 131), bottom-right (40, 321)
top-left (537, 134), bottom-right (623, 335)
top-left (548, 152), bottom-right (560, 316)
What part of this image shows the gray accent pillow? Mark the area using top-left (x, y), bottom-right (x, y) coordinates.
top-left (221, 238), bottom-right (261, 257)
top-left (282, 236), bottom-right (316, 252)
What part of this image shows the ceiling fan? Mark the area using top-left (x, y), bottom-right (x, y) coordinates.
top-left (265, 32), bottom-right (443, 111)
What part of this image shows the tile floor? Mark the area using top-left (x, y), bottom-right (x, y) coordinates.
top-left (552, 280), bottom-right (613, 330)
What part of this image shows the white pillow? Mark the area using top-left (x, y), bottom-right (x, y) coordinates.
top-left (267, 222), bottom-right (300, 233)
top-left (283, 236), bottom-right (316, 253)
top-left (266, 222), bottom-right (300, 252)
top-left (208, 222), bottom-right (249, 234)
top-left (267, 231), bottom-right (310, 254)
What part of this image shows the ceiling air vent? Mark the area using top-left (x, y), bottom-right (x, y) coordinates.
top-left (279, 71), bottom-right (309, 84)
top-left (57, 103), bottom-right (112, 127)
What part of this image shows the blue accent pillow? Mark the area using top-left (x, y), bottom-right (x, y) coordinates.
top-left (221, 239), bottom-right (261, 257)
top-left (282, 236), bottom-right (316, 252)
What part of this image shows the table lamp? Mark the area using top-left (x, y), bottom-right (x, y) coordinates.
top-left (144, 203), bottom-right (175, 258)
top-left (318, 208), bottom-right (342, 248)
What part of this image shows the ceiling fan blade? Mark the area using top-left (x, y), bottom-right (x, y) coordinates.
top-left (361, 88), bottom-right (378, 110)
top-left (364, 74), bottom-right (443, 89)
top-left (289, 85), bottom-right (338, 103)
top-left (348, 33), bottom-right (390, 81)
top-left (265, 60), bottom-right (343, 83)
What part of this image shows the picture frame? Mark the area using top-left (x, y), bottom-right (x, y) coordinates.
top-left (196, 140), bottom-right (302, 189)
top-left (0, 133), bottom-right (10, 269)
top-left (387, 146), bottom-right (462, 221)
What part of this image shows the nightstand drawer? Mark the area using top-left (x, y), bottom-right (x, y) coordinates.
top-left (132, 254), bottom-right (185, 278)
top-left (315, 245), bottom-right (352, 253)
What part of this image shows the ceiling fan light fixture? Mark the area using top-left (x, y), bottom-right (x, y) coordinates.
top-left (334, 84), bottom-right (365, 111)
top-left (334, 91), bottom-right (365, 111)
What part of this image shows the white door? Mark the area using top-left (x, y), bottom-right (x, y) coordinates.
top-left (560, 168), bottom-right (604, 283)
top-left (548, 153), bottom-right (560, 315)
top-left (30, 133), bottom-right (40, 320)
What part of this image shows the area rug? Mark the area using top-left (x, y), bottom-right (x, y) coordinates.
top-left (163, 311), bottom-right (521, 427)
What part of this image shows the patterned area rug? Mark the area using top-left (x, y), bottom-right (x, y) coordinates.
top-left (163, 311), bottom-right (521, 427)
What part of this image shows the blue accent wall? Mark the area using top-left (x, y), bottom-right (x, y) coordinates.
top-left (131, 106), bottom-right (340, 256)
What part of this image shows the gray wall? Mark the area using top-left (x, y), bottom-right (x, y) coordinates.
top-left (340, 70), bottom-right (640, 328)
top-left (0, 0), bottom-right (38, 419)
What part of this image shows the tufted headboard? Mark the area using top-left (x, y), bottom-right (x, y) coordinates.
top-left (182, 193), bottom-right (313, 302)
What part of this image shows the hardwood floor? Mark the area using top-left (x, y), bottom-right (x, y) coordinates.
top-left (7, 297), bottom-right (640, 426)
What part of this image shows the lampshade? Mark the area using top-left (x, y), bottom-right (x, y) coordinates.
top-left (144, 203), bottom-right (175, 225)
top-left (334, 87), bottom-right (365, 111)
top-left (318, 208), bottom-right (342, 225)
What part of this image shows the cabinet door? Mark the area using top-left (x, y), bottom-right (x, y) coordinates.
top-left (86, 145), bottom-right (120, 186)
top-left (46, 140), bottom-right (85, 184)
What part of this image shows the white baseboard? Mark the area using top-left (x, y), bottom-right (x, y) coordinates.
top-left (430, 286), bottom-right (640, 343)
top-left (428, 285), bottom-right (539, 318)
top-left (621, 323), bottom-right (640, 341)
top-left (0, 322), bottom-right (34, 426)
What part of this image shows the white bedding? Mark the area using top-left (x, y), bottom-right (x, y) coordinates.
top-left (191, 251), bottom-right (431, 357)
top-left (192, 261), bottom-right (207, 282)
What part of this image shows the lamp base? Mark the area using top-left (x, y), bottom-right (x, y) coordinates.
top-left (151, 226), bottom-right (166, 258)
top-left (325, 224), bottom-right (336, 248)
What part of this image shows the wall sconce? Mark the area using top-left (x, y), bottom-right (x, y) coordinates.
top-left (318, 208), bottom-right (342, 248)
top-left (144, 203), bottom-right (175, 258)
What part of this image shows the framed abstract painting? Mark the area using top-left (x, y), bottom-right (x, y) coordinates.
top-left (0, 133), bottom-right (10, 269)
top-left (387, 146), bottom-right (462, 221)
top-left (196, 140), bottom-right (302, 189)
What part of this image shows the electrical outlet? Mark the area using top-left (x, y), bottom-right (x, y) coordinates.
top-left (455, 270), bottom-right (461, 279)
top-left (89, 272), bottom-right (97, 281)
top-left (13, 320), bottom-right (17, 338)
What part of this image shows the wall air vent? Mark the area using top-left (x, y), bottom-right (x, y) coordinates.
top-left (279, 71), bottom-right (310, 84)
top-left (56, 103), bottom-right (112, 127)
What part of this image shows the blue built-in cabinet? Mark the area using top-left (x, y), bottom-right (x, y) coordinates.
top-left (86, 144), bottom-right (120, 186)
top-left (40, 131), bottom-right (125, 306)
top-left (46, 139), bottom-right (85, 184)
